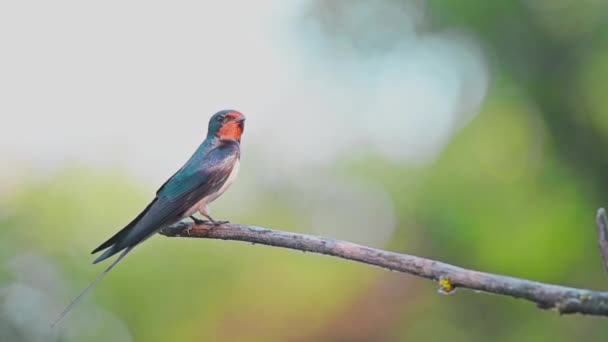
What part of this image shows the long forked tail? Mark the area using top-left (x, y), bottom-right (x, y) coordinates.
top-left (51, 246), bottom-right (133, 327)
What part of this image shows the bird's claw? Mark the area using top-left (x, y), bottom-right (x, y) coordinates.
top-left (190, 216), bottom-right (210, 225)
top-left (182, 225), bottom-right (193, 236)
top-left (203, 215), bottom-right (229, 227)
top-left (210, 220), bottom-right (229, 226)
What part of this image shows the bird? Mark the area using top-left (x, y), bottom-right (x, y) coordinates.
top-left (52, 109), bottom-right (246, 326)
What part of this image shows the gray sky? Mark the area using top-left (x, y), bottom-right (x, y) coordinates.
top-left (0, 0), bottom-right (487, 180)
top-left (0, 0), bottom-right (488, 246)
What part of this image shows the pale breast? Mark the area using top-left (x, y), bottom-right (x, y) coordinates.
top-left (184, 158), bottom-right (240, 217)
top-left (206, 158), bottom-right (240, 203)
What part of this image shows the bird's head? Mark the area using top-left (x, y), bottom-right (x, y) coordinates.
top-left (207, 110), bottom-right (246, 142)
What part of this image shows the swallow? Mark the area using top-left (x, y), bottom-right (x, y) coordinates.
top-left (52, 110), bottom-right (245, 326)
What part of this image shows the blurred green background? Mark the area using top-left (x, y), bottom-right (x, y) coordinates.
top-left (2, 0), bottom-right (608, 341)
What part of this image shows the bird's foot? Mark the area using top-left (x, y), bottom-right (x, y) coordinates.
top-left (190, 216), bottom-right (210, 225)
top-left (203, 215), bottom-right (229, 227)
top-left (210, 220), bottom-right (229, 227)
top-left (182, 225), bottom-right (193, 236)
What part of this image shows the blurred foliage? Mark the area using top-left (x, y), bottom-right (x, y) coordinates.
top-left (3, 1), bottom-right (608, 341)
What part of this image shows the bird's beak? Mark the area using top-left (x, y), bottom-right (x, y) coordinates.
top-left (236, 116), bottom-right (246, 123)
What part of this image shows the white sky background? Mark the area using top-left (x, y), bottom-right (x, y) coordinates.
top-left (0, 0), bottom-right (488, 245)
top-left (0, 0), bottom-right (487, 176)
top-left (0, 2), bottom-right (488, 335)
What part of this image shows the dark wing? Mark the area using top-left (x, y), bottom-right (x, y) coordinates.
top-left (91, 141), bottom-right (240, 263)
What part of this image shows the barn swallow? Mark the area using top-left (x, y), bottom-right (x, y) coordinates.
top-left (52, 110), bottom-right (245, 326)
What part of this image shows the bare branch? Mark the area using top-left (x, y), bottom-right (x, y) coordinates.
top-left (160, 220), bottom-right (608, 317)
top-left (596, 208), bottom-right (608, 274)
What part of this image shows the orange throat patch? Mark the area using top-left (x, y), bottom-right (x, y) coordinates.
top-left (217, 121), bottom-right (243, 141)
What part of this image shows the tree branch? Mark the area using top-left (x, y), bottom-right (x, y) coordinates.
top-left (160, 218), bottom-right (608, 318)
top-left (596, 208), bottom-right (608, 274)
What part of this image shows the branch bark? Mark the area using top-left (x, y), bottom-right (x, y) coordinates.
top-left (160, 218), bottom-right (608, 318)
top-left (596, 208), bottom-right (608, 274)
